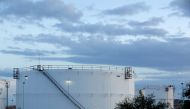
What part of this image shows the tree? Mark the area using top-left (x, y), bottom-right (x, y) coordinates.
top-left (183, 83), bottom-right (190, 109)
top-left (115, 93), bottom-right (168, 109)
top-left (184, 83), bottom-right (190, 99)
top-left (115, 98), bottom-right (133, 109)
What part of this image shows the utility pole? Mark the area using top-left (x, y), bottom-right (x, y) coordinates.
top-left (181, 82), bottom-right (184, 109)
top-left (23, 81), bottom-right (25, 109)
top-left (23, 76), bottom-right (28, 109)
top-left (6, 82), bottom-right (9, 108)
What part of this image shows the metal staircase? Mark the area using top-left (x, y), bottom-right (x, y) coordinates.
top-left (35, 66), bottom-right (85, 109)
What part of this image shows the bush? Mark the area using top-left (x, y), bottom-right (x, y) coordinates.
top-left (184, 83), bottom-right (190, 99)
top-left (115, 93), bottom-right (168, 109)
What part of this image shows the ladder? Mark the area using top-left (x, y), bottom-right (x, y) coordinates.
top-left (36, 69), bottom-right (86, 109)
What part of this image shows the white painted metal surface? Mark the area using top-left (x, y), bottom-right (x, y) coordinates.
top-left (166, 85), bottom-right (174, 109)
top-left (15, 65), bottom-right (135, 109)
top-left (0, 80), bottom-right (8, 109)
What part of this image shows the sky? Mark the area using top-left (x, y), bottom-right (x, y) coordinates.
top-left (0, 0), bottom-right (190, 99)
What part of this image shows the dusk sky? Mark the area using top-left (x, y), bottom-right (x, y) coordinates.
top-left (0, 0), bottom-right (190, 98)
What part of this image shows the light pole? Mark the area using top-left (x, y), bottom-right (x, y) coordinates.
top-left (5, 82), bottom-right (9, 108)
top-left (23, 81), bottom-right (25, 109)
top-left (23, 76), bottom-right (28, 109)
top-left (65, 80), bottom-right (72, 94)
top-left (181, 82), bottom-right (184, 109)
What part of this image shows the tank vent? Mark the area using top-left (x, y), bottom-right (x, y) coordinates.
top-left (13, 68), bottom-right (19, 79)
top-left (165, 85), bottom-right (174, 92)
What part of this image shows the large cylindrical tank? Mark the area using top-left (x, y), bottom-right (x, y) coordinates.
top-left (14, 65), bottom-right (135, 109)
top-left (0, 80), bottom-right (8, 109)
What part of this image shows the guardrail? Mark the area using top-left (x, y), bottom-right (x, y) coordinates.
top-left (28, 65), bottom-right (126, 71)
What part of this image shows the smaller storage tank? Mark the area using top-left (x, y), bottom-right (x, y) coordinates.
top-left (165, 85), bottom-right (174, 109)
top-left (139, 85), bottom-right (174, 109)
top-left (0, 80), bottom-right (9, 109)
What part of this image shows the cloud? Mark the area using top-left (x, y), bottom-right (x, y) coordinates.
top-left (0, 48), bottom-right (56, 56)
top-left (14, 34), bottom-right (73, 47)
top-left (128, 17), bottom-right (164, 27)
top-left (0, 68), bottom-right (12, 77)
top-left (14, 34), bottom-right (190, 71)
top-left (138, 70), bottom-right (190, 81)
top-left (170, 0), bottom-right (190, 17)
top-left (0, 0), bottom-right (82, 21)
top-left (56, 22), bottom-right (168, 37)
top-left (102, 2), bottom-right (150, 16)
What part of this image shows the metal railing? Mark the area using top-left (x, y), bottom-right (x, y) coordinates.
top-left (29, 65), bottom-right (125, 71)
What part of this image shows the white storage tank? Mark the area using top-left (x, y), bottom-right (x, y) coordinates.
top-left (14, 65), bottom-right (135, 109)
top-left (0, 80), bottom-right (8, 109)
top-left (165, 85), bottom-right (174, 109)
top-left (139, 85), bottom-right (174, 109)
